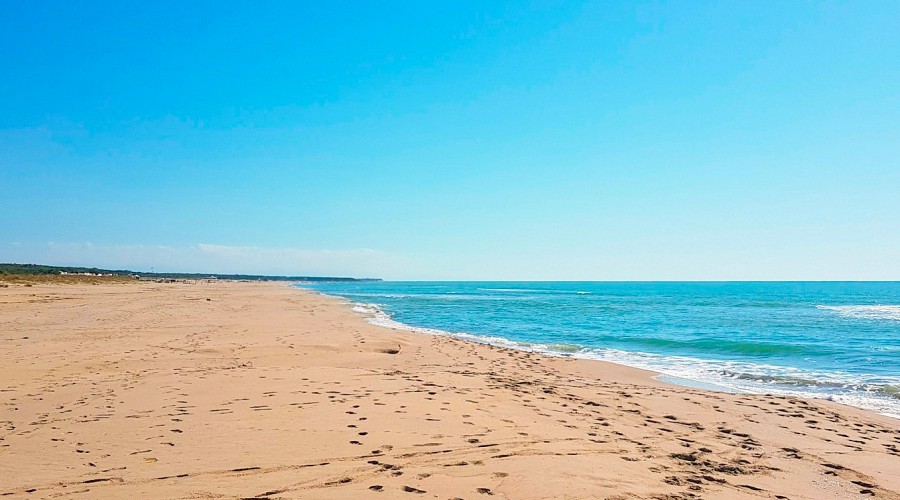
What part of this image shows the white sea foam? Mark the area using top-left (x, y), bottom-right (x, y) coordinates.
top-left (353, 292), bottom-right (509, 302)
top-left (817, 305), bottom-right (900, 321)
top-left (351, 302), bottom-right (522, 347)
top-left (577, 348), bottom-right (900, 418)
top-left (344, 297), bottom-right (900, 419)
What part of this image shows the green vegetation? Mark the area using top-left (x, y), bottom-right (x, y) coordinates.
top-left (0, 263), bottom-right (380, 282)
top-left (0, 263), bottom-right (130, 276)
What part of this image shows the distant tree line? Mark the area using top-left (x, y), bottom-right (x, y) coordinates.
top-left (0, 263), bottom-right (380, 282)
top-left (0, 263), bottom-right (130, 275)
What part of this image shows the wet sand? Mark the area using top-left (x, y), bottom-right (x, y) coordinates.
top-left (1, 280), bottom-right (898, 499)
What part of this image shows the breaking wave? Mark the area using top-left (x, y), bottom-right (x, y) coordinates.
top-left (817, 305), bottom-right (900, 321)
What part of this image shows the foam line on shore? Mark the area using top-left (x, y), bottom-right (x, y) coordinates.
top-left (311, 291), bottom-right (900, 419)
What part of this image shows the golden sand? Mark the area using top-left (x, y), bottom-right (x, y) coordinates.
top-left (1, 281), bottom-right (897, 498)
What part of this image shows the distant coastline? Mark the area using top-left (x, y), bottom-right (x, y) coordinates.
top-left (0, 262), bottom-right (381, 283)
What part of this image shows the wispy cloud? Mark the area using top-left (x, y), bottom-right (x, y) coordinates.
top-left (0, 242), bottom-right (403, 278)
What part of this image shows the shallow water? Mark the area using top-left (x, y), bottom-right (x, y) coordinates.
top-left (300, 281), bottom-right (900, 418)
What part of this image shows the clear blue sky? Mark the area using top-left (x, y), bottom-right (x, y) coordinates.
top-left (2, 1), bottom-right (899, 279)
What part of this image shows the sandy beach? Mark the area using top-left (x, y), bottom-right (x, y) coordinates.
top-left (1, 280), bottom-right (898, 499)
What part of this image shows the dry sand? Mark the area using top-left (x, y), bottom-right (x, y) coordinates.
top-left (1, 280), bottom-right (898, 499)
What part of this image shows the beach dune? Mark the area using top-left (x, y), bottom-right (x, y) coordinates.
top-left (0, 281), bottom-right (898, 499)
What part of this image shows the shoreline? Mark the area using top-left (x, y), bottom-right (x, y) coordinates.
top-left (1, 281), bottom-right (898, 498)
top-left (304, 284), bottom-right (668, 387)
top-left (305, 284), bottom-right (900, 420)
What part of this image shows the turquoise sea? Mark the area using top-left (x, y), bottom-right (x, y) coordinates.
top-left (299, 282), bottom-right (900, 418)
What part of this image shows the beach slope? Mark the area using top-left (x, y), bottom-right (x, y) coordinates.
top-left (1, 281), bottom-right (897, 499)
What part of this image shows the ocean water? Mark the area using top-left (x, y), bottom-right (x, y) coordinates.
top-left (298, 282), bottom-right (900, 418)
